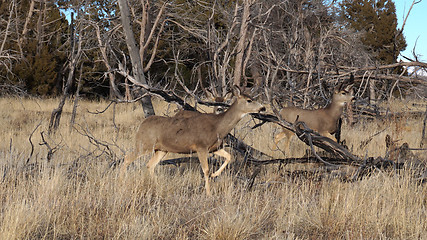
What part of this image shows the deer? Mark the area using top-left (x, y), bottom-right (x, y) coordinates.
top-left (206, 90), bottom-right (233, 114)
top-left (274, 80), bottom-right (354, 152)
top-left (121, 86), bottom-right (265, 196)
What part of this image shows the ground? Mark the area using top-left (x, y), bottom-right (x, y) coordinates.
top-left (0, 96), bottom-right (426, 239)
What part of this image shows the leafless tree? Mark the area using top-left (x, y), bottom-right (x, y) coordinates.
top-left (116, 0), bottom-right (170, 117)
top-left (0, 0), bottom-right (25, 94)
top-left (49, 11), bottom-right (82, 133)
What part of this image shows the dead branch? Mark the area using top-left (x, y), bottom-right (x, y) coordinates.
top-left (39, 131), bottom-right (59, 162)
top-left (351, 156), bottom-right (404, 181)
top-left (49, 12), bottom-right (82, 133)
top-left (396, 0), bottom-right (420, 40)
top-left (294, 121), bottom-right (361, 163)
top-left (88, 101), bottom-right (115, 114)
top-left (249, 112), bottom-right (362, 165)
top-left (421, 106), bottom-right (427, 148)
top-left (26, 121), bottom-right (42, 164)
top-left (73, 124), bottom-right (119, 158)
top-left (359, 127), bottom-right (388, 149)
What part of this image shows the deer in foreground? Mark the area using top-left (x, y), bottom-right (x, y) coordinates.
top-left (274, 81), bottom-right (354, 152)
top-left (121, 86), bottom-right (265, 196)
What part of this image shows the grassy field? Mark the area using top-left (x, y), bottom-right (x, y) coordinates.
top-left (0, 96), bottom-right (426, 239)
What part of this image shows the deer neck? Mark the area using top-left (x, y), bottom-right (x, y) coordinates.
top-left (215, 101), bottom-right (246, 138)
top-left (324, 99), bottom-right (345, 121)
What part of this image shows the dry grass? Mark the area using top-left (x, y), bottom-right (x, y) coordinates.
top-left (0, 96), bottom-right (426, 239)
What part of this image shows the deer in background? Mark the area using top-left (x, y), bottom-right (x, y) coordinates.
top-left (174, 90), bottom-right (232, 118)
top-left (206, 90), bottom-right (233, 114)
top-left (275, 77), bottom-right (354, 152)
top-left (121, 86), bottom-right (265, 196)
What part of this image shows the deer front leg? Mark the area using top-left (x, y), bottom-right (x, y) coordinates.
top-left (210, 149), bottom-right (231, 178)
top-left (275, 129), bottom-right (294, 152)
top-left (197, 149), bottom-right (211, 196)
top-left (120, 146), bottom-right (143, 178)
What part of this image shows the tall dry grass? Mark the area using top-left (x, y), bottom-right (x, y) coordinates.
top-left (0, 96), bottom-right (426, 239)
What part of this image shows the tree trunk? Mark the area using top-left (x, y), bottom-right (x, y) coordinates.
top-left (1, 0), bottom-right (14, 53)
top-left (233, 0), bottom-right (251, 87)
top-left (49, 12), bottom-right (78, 133)
top-left (117, 0), bottom-right (155, 117)
top-left (93, 23), bottom-right (123, 99)
top-left (36, 0), bottom-right (45, 55)
top-left (69, 69), bottom-right (82, 133)
top-left (20, 0), bottom-right (35, 45)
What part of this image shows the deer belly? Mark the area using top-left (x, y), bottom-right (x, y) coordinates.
top-left (208, 141), bottom-right (223, 152)
top-left (156, 140), bottom-right (196, 154)
top-left (283, 110), bottom-right (322, 132)
top-left (155, 134), bottom-right (223, 154)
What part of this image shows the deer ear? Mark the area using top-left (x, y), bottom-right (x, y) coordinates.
top-left (344, 84), bottom-right (354, 92)
top-left (224, 91), bottom-right (233, 101)
top-left (232, 85), bottom-right (242, 97)
top-left (349, 73), bottom-right (355, 84)
top-left (206, 90), bottom-right (215, 101)
top-left (335, 82), bottom-right (343, 93)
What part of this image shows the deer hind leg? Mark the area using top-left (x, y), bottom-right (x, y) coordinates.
top-left (210, 149), bottom-right (231, 178)
top-left (197, 148), bottom-right (212, 196)
top-left (322, 132), bottom-right (337, 142)
top-left (274, 128), bottom-right (294, 152)
top-left (274, 130), bottom-right (286, 147)
top-left (146, 151), bottom-right (167, 176)
top-left (284, 130), bottom-right (294, 152)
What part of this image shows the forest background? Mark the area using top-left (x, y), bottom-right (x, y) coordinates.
top-left (1, 0), bottom-right (425, 107)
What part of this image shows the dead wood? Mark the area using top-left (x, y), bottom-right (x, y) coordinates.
top-left (49, 12), bottom-right (82, 133)
top-left (39, 131), bottom-right (60, 162)
top-left (421, 106), bottom-right (427, 148)
top-left (294, 121), bottom-right (361, 163)
top-left (351, 156), bottom-right (405, 181)
top-left (249, 112), bottom-right (359, 165)
top-left (26, 121), bottom-right (42, 164)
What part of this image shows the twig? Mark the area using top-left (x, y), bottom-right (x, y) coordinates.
top-left (26, 121), bottom-right (42, 164)
top-left (396, 0), bottom-right (420, 39)
top-left (87, 101), bottom-right (115, 114)
top-left (40, 131), bottom-right (57, 162)
top-left (247, 166), bottom-right (261, 190)
top-left (359, 127), bottom-right (388, 149)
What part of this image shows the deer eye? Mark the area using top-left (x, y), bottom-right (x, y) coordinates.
top-left (246, 99), bottom-right (253, 103)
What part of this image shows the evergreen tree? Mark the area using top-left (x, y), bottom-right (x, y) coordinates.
top-left (340, 0), bottom-right (406, 65)
top-left (0, 1), bottom-right (68, 95)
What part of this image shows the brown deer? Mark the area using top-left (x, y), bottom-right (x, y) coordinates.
top-left (121, 86), bottom-right (265, 196)
top-left (275, 82), bottom-right (354, 152)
